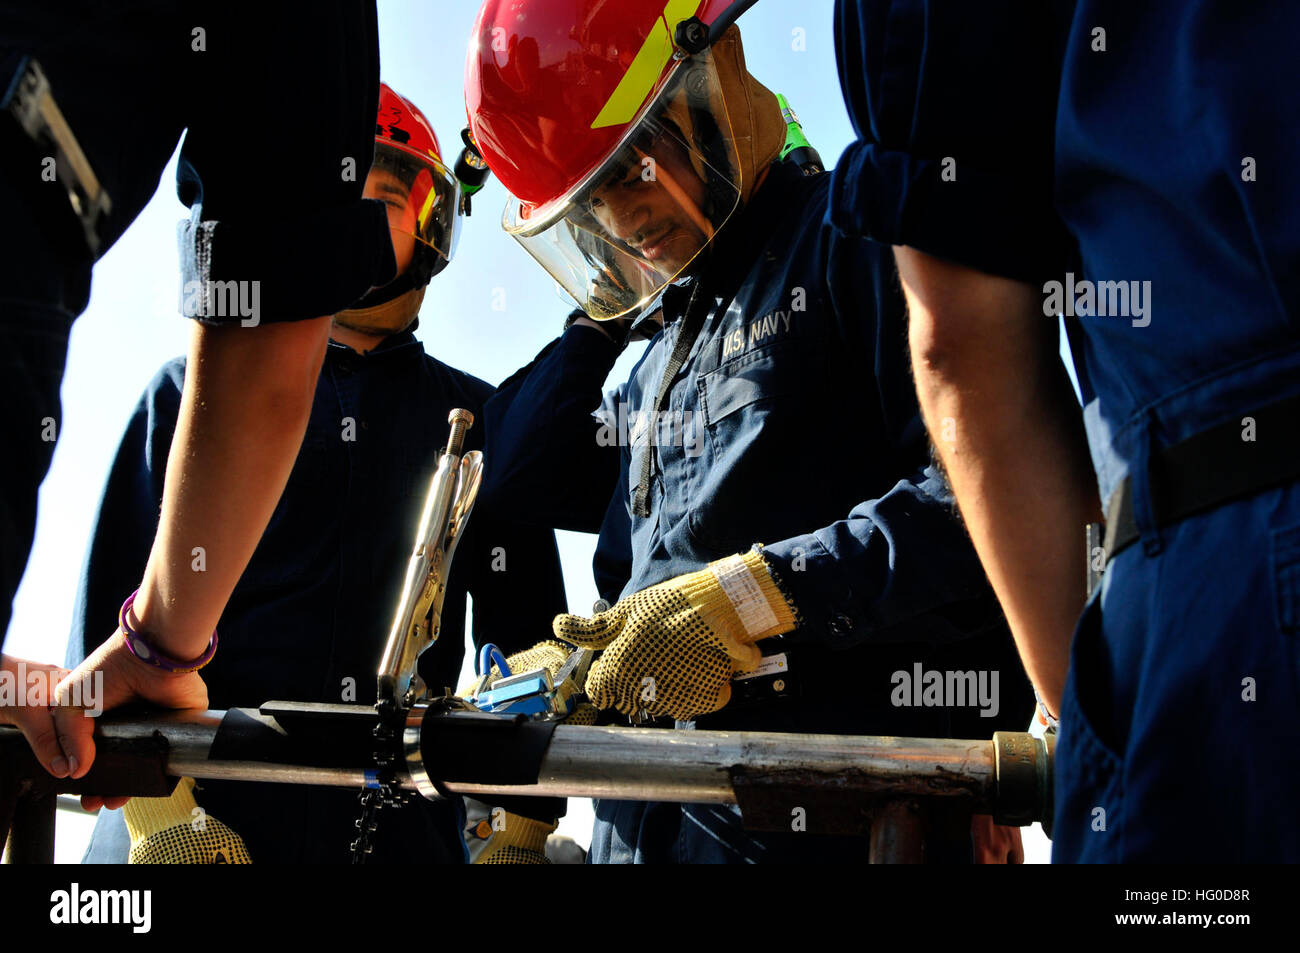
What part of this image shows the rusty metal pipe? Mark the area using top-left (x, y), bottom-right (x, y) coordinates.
top-left (1, 714), bottom-right (1052, 830)
top-left (53, 712), bottom-right (1052, 818)
top-left (868, 799), bottom-right (926, 864)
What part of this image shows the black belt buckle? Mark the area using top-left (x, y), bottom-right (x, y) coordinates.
top-left (3, 56), bottom-right (112, 256)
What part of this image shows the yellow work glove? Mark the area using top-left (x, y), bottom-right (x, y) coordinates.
top-left (554, 550), bottom-right (797, 721)
top-left (464, 800), bottom-right (557, 864)
top-left (494, 640), bottom-right (571, 680)
top-left (123, 776), bottom-right (252, 864)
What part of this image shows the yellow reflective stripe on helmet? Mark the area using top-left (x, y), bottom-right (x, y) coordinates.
top-left (417, 179), bottom-right (439, 234)
top-left (591, 0), bottom-right (702, 130)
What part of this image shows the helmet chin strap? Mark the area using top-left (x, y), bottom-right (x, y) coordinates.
top-left (334, 286), bottom-right (427, 336)
top-left (335, 242), bottom-right (444, 335)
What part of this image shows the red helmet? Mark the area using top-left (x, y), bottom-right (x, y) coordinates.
top-left (336, 84), bottom-right (462, 335)
top-left (372, 83), bottom-right (461, 275)
top-left (377, 82), bottom-right (444, 168)
top-left (467, 0), bottom-right (734, 209)
top-left (466, 0), bottom-right (779, 319)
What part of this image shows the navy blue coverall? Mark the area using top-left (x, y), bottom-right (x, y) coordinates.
top-left (833, 0), bottom-right (1300, 861)
top-left (484, 160), bottom-right (1034, 863)
top-left (69, 332), bottom-right (567, 863)
top-left (1, 2), bottom-right (394, 650)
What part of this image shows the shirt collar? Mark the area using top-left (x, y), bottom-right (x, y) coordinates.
top-left (326, 329), bottom-right (424, 366)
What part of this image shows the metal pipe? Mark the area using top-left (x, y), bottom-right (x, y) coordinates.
top-left (86, 710), bottom-right (1005, 808)
top-left (458, 726), bottom-right (995, 805)
top-left (868, 799), bottom-right (926, 864)
top-left (56, 796), bottom-right (90, 814)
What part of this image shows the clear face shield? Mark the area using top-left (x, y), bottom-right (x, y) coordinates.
top-left (335, 142), bottom-right (462, 336)
top-left (503, 49), bottom-right (743, 320)
top-left (367, 142), bottom-right (461, 274)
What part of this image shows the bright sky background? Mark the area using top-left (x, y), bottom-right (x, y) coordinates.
top-left (12, 0), bottom-right (1054, 861)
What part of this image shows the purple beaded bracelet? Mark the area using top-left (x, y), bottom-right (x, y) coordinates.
top-left (118, 589), bottom-right (218, 674)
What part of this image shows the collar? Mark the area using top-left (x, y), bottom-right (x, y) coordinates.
top-left (326, 329), bottom-right (423, 363)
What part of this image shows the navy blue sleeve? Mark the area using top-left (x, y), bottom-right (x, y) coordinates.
top-left (66, 361), bottom-right (185, 667)
top-left (830, 0), bottom-right (1073, 284)
top-left (761, 208), bottom-right (1004, 647)
top-left (480, 325), bottom-right (624, 533)
top-left (763, 464), bottom-right (1004, 647)
top-left (175, 2), bottom-right (395, 324)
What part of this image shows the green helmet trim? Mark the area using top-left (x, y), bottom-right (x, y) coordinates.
top-left (777, 93), bottom-right (813, 161)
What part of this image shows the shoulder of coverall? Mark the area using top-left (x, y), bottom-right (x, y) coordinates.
top-left (421, 353), bottom-right (496, 410)
top-left (142, 355), bottom-right (189, 403)
top-left (326, 330), bottom-right (492, 398)
top-left (828, 0), bottom-right (1075, 286)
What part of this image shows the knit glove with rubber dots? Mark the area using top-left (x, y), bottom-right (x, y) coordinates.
top-left (124, 776), bottom-right (252, 864)
top-left (465, 800), bottom-right (557, 864)
top-left (554, 550), bottom-right (797, 721)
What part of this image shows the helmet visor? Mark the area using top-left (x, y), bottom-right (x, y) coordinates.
top-left (503, 50), bottom-right (742, 320)
top-left (368, 142), bottom-right (462, 272)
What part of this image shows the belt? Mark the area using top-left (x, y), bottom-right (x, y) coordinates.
top-left (1103, 391), bottom-right (1300, 561)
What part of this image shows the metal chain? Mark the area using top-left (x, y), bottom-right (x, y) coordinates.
top-left (349, 699), bottom-right (409, 864)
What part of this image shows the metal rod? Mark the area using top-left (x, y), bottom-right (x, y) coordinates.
top-left (868, 799), bottom-right (926, 864)
top-left (458, 726), bottom-right (995, 805)
top-left (87, 710), bottom-right (1005, 808)
top-left (2, 712), bottom-right (1050, 830)
top-left (56, 796), bottom-right (90, 814)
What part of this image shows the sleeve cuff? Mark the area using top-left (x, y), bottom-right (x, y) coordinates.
top-left (762, 533), bottom-right (866, 644)
top-left (562, 322), bottom-right (625, 364)
top-left (830, 0), bottom-right (1074, 285)
top-left (178, 197), bottom-right (396, 325)
top-left (123, 777), bottom-right (197, 839)
top-left (828, 142), bottom-right (1074, 286)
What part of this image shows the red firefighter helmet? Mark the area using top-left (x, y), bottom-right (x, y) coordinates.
top-left (466, 0), bottom-right (778, 319)
top-left (337, 84), bottom-right (463, 335)
top-left (372, 82), bottom-right (461, 276)
top-left (377, 82), bottom-right (443, 167)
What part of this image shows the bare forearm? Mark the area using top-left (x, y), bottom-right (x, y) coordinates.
top-left (896, 248), bottom-right (1099, 713)
top-left (132, 317), bottom-right (331, 656)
